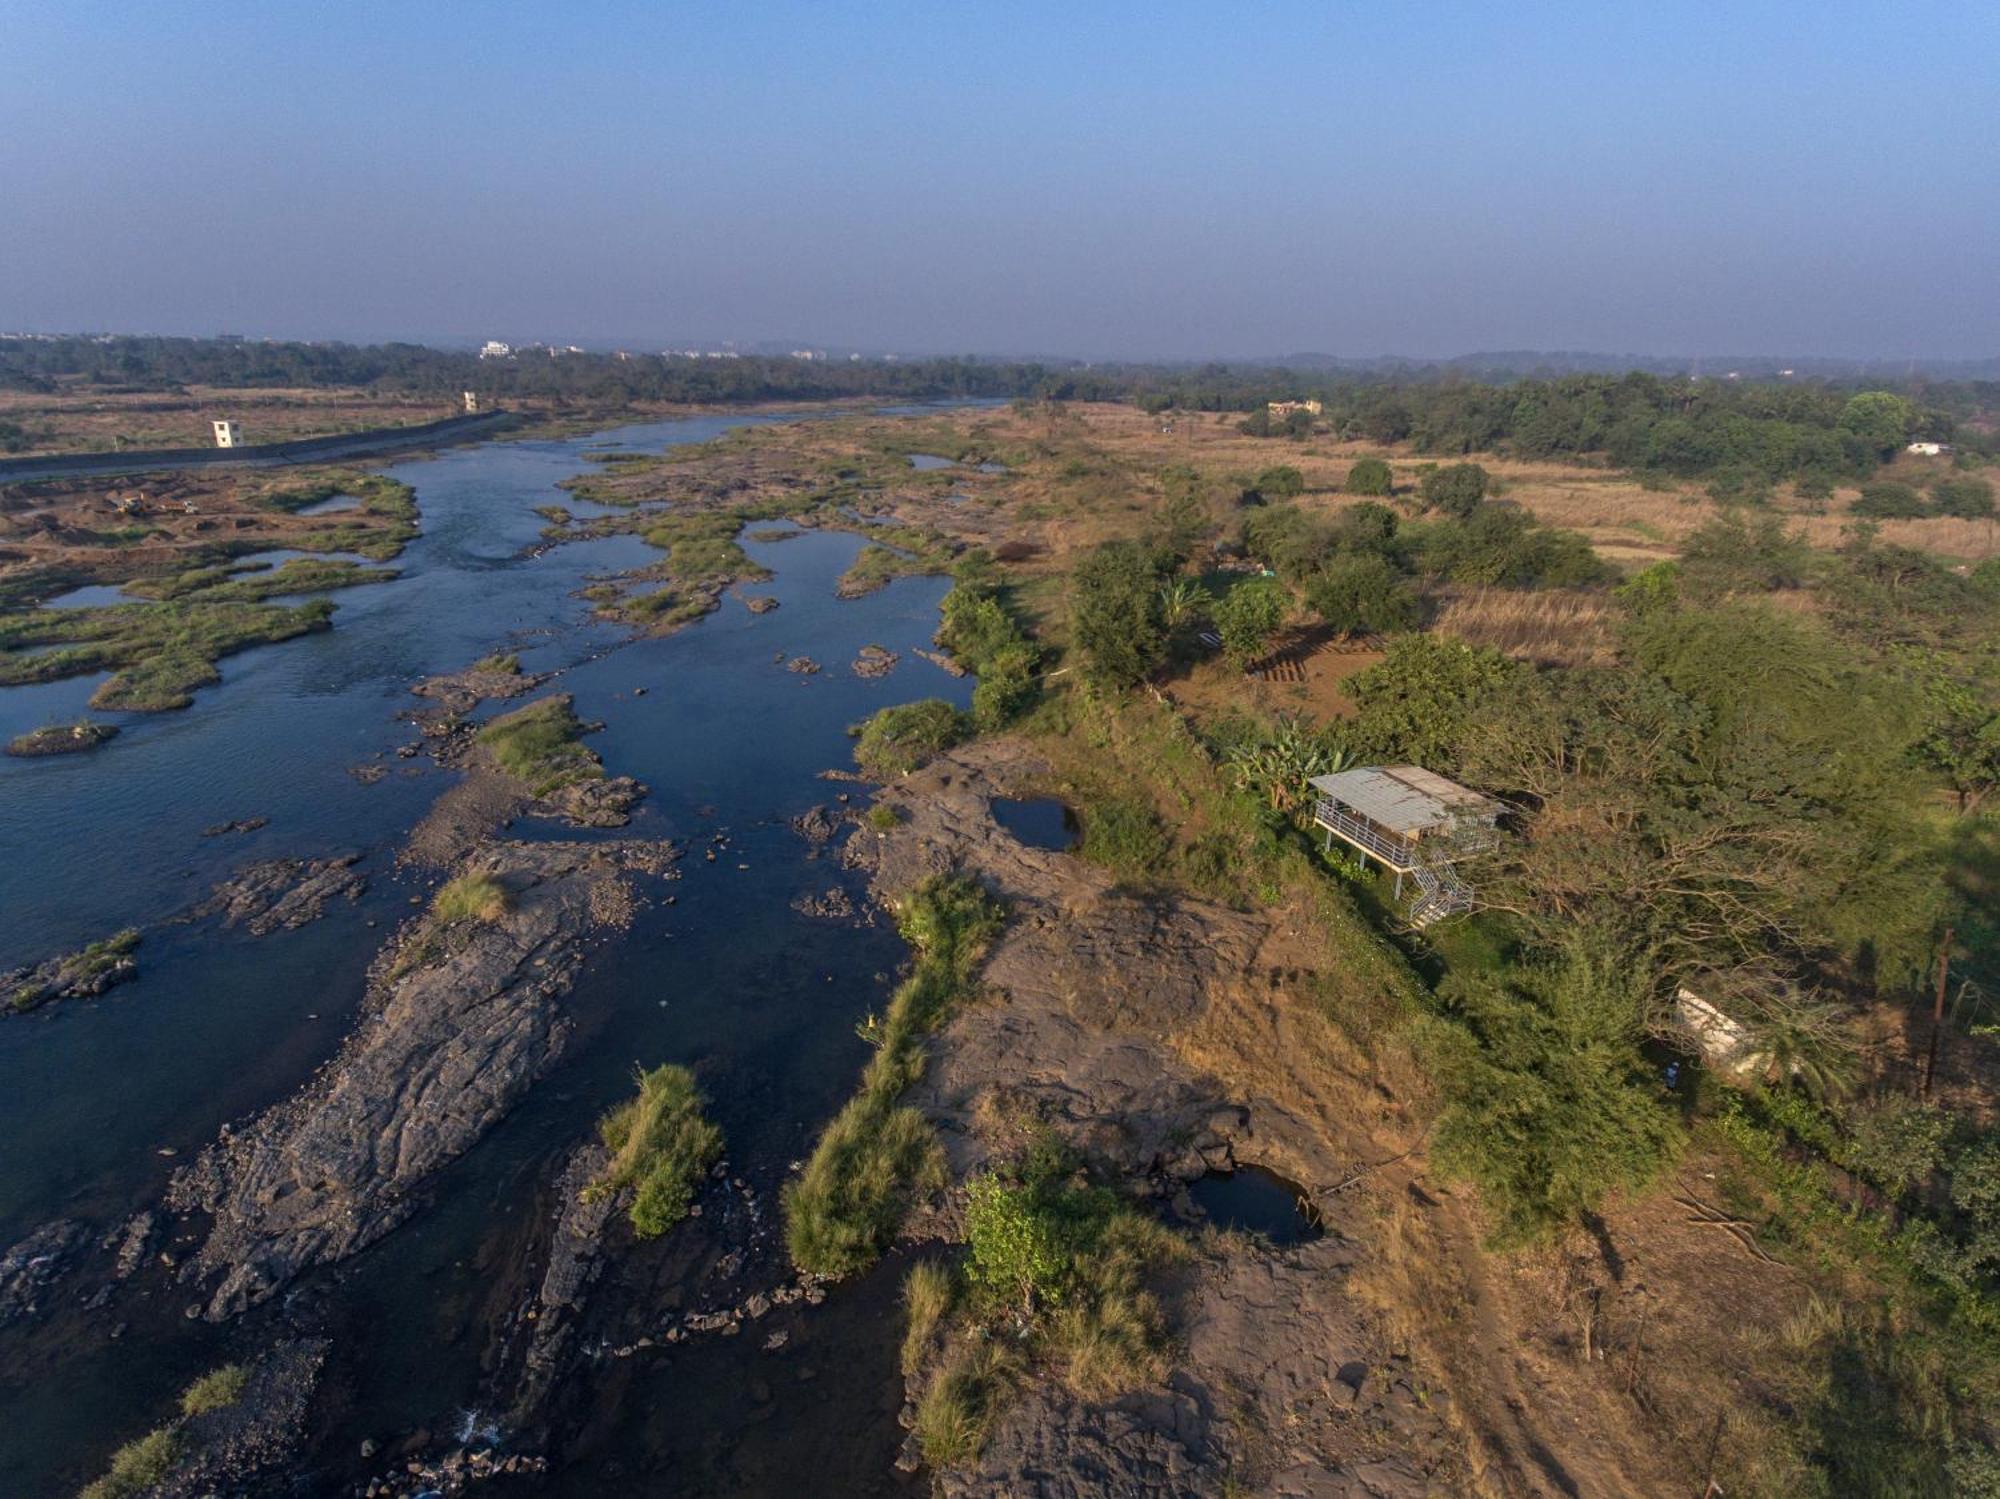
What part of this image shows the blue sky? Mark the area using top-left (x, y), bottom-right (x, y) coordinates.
top-left (3, 1), bottom-right (1995, 358)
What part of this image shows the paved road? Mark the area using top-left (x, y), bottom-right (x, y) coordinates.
top-left (0, 411), bottom-right (517, 483)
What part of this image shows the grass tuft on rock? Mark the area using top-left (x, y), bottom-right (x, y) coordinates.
top-left (914, 1341), bottom-right (1019, 1470)
top-left (430, 873), bottom-right (510, 924)
top-left (586, 1063), bottom-right (725, 1238)
top-left (784, 875), bottom-right (1004, 1277)
top-left (901, 1259), bottom-right (957, 1375)
top-left (178, 1363), bottom-right (247, 1416)
top-left (79, 1428), bottom-right (180, 1499)
top-left (475, 693), bottom-right (604, 795)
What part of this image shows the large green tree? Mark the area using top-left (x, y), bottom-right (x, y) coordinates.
top-left (1070, 541), bottom-right (1168, 689)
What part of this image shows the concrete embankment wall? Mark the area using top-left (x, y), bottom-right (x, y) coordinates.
top-left (0, 410), bottom-right (519, 483)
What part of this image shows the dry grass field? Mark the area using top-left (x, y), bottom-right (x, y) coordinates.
top-left (0, 384), bottom-right (460, 457)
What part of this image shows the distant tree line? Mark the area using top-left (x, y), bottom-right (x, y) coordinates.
top-left (5, 337), bottom-right (1996, 484)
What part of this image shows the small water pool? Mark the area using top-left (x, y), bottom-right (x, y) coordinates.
top-left (294, 493), bottom-right (361, 516)
top-left (906, 453), bottom-right (955, 471)
top-left (989, 796), bottom-right (1076, 851)
top-left (40, 583), bottom-right (130, 610)
top-left (1187, 1166), bottom-right (1322, 1245)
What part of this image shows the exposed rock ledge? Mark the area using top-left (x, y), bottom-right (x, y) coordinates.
top-left (850, 739), bottom-right (1469, 1496)
top-left (166, 837), bottom-right (678, 1321)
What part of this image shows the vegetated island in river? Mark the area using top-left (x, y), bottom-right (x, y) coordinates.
top-left (0, 468), bottom-right (415, 712)
top-left (5, 717), bottom-right (117, 755)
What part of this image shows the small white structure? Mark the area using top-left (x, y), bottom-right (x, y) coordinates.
top-left (462, 391), bottom-right (480, 414)
top-left (1308, 765), bottom-right (1501, 927)
top-left (1906, 440), bottom-right (1947, 457)
top-left (212, 420), bottom-right (242, 448)
top-left (479, 341), bottom-right (512, 360)
top-left (1674, 988), bottom-right (1759, 1075)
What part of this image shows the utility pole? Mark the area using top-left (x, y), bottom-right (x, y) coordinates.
top-left (1922, 926), bottom-right (1953, 1098)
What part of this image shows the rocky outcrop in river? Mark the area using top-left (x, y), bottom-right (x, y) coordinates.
top-left (166, 837), bottom-right (679, 1320)
top-left (2, 929), bottom-right (140, 1014)
top-left (153, 1338), bottom-right (330, 1499)
top-left (184, 853), bottom-right (367, 934)
top-left (0, 1219), bottom-right (89, 1327)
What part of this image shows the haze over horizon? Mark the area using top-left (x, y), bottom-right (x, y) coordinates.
top-left (4, 2), bottom-right (1996, 362)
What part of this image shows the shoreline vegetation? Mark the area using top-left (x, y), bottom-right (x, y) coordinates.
top-left (78, 1360), bottom-right (256, 1499)
top-left (783, 875), bottom-right (1004, 1278)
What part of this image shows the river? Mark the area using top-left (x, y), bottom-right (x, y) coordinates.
top-left (0, 414), bottom-right (970, 1495)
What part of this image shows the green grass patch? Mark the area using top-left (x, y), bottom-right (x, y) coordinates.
top-left (124, 557), bottom-right (397, 604)
top-left (1075, 794), bottom-right (1171, 885)
top-left (0, 598), bottom-right (336, 710)
top-left (8, 928), bottom-right (139, 1013)
top-left (784, 876), bottom-right (1004, 1277)
top-left (585, 1062), bottom-right (725, 1237)
top-left (475, 694), bottom-right (603, 795)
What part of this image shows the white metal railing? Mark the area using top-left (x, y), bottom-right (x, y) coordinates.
top-left (1312, 799), bottom-right (1416, 868)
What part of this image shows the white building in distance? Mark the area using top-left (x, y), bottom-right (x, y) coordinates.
top-left (212, 420), bottom-right (242, 448)
top-left (479, 341), bottom-right (512, 360)
top-left (1907, 440), bottom-right (1949, 457)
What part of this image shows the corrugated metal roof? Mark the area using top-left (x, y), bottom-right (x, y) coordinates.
top-left (1306, 765), bottom-right (1498, 835)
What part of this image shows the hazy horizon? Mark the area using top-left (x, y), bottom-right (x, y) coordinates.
top-left (5, 3), bottom-right (1996, 362)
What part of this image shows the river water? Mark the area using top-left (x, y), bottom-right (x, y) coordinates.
top-left (0, 416), bottom-right (970, 1495)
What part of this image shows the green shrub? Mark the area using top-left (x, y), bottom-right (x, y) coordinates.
top-left (866, 803), bottom-right (902, 831)
top-left (1419, 462), bottom-right (1490, 517)
top-left (587, 1063), bottom-right (725, 1237)
top-left (1423, 937), bottom-right (1683, 1246)
top-left (852, 699), bottom-right (969, 778)
top-left (966, 1173), bottom-right (1083, 1310)
top-left (1252, 464), bottom-right (1305, 501)
top-left (1852, 481), bottom-right (1928, 519)
top-left (1212, 575), bottom-right (1287, 665)
top-left (1305, 553), bottom-right (1420, 635)
top-left (1345, 456), bottom-right (1394, 495)
top-left (1932, 476), bottom-right (1996, 519)
top-left (1070, 541), bottom-right (1168, 689)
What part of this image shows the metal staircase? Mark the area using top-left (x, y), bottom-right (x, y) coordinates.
top-left (1408, 860), bottom-right (1474, 928)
